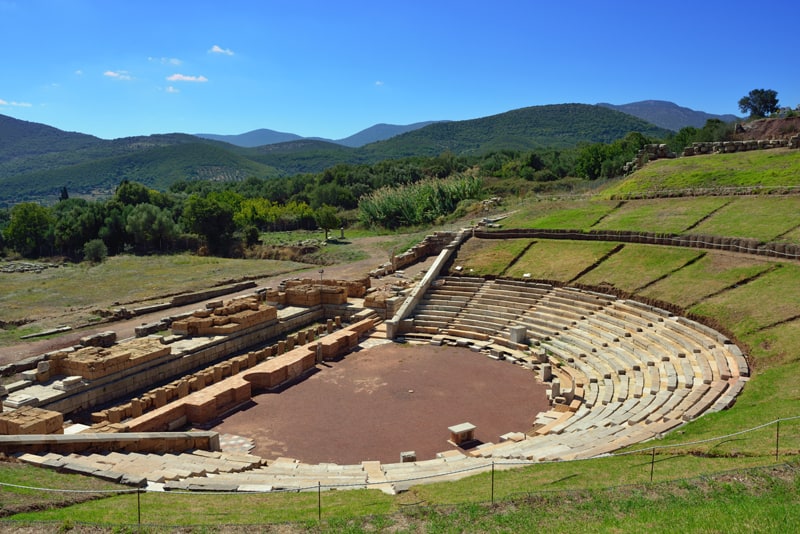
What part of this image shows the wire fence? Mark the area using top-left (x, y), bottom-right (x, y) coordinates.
top-left (1, 415), bottom-right (798, 528)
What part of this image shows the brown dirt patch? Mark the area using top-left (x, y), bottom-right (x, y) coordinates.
top-left (735, 116), bottom-right (800, 140)
top-left (213, 343), bottom-right (549, 464)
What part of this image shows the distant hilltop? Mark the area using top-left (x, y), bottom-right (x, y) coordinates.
top-left (597, 100), bottom-right (740, 131)
top-left (195, 121), bottom-right (441, 148)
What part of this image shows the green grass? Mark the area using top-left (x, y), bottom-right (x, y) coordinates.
top-left (743, 320), bottom-right (800, 369)
top-left (638, 252), bottom-right (776, 308)
top-left (576, 244), bottom-right (703, 292)
top-left (690, 196), bottom-right (800, 242)
top-left (602, 148), bottom-right (800, 197)
top-left (400, 463), bottom-right (800, 534)
top-left (494, 240), bottom-right (619, 281)
top-left (449, 238), bottom-right (533, 276)
top-left (500, 200), bottom-right (619, 230)
top-left (7, 455), bottom-right (799, 529)
top-left (0, 462), bottom-right (127, 517)
top-left (8, 487), bottom-right (394, 527)
top-left (593, 196), bottom-right (731, 234)
top-left (777, 225), bottom-right (800, 244)
top-left (689, 263), bottom-right (800, 335)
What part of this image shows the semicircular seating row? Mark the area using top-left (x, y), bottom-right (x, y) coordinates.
top-left (406, 276), bottom-right (750, 461)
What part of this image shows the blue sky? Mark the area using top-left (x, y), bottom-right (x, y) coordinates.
top-left (2, 0), bottom-right (798, 140)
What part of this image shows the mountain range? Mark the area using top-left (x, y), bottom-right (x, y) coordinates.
top-left (0, 100), bottom-right (733, 206)
top-left (195, 121), bottom-right (441, 148)
top-left (597, 100), bottom-right (740, 131)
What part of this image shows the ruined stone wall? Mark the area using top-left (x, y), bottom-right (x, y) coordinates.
top-left (370, 231), bottom-right (457, 278)
top-left (624, 136), bottom-right (799, 175)
top-left (0, 406), bottom-right (63, 435)
top-left (52, 337), bottom-right (171, 381)
top-left (171, 296), bottom-right (277, 337)
top-left (282, 276), bottom-right (370, 298)
top-left (38, 306), bottom-right (326, 417)
top-left (682, 136), bottom-right (799, 156)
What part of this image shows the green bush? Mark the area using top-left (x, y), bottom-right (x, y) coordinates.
top-left (83, 238), bottom-right (108, 264)
top-left (358, 174), bottom-right (482, 229)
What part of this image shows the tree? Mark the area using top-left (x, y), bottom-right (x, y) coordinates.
top-left (52, 199), bottom-right (104, 259)
top-left (4, 202), bottom-right (54, 258)
top-left (314, 205), bottom-right (339, 240)
top-left (125, 203), bottom-right (177, 253)
top-left (738, 89), bottom-right (779, 118)
top-left (182, 194), bottom-right (236, 255)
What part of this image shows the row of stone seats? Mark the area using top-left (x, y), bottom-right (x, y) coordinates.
top-left (406, 276), bottom-right (749, 464)
top-left (17, 449), bottom-right (264, 486)
top-left (165, 451), bottom-right (516, 494)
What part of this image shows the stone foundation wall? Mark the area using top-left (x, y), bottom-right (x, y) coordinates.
top-left (363, 290), bottom-right (405, 319)
top-left (282, 276), bottom-right (370, 298)
top-left (171, 297), bottom-right (278, 337)
top-left (89, 323), bottom-right (328, 426)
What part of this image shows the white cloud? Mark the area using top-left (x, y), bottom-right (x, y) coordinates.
top-left (149, 56), bottom-right (182, 66)
top-left (375, 80), bottom-right (385, 87)
top-left (0, 98), bottom-right (32, 107)
top-left (209, 44), bottom-right (234, 56)
top-left (74, 69), bottom-right (83, 76)
top-left (104, 70), bottom-right (132, 80)
top-left (167, 73), bottom-right (209, 82)
top-left (166, 86), bottom-right (180, 94)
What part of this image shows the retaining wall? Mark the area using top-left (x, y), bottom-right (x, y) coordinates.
top-left (472, 228), bottom-right (800, 260)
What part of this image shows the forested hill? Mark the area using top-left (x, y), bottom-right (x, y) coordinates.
top-left (0, 104), bottom-right (671, 205)
top-left (358, 104), bottom-right (672, 159)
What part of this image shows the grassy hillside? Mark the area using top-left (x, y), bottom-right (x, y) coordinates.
top-left (601, 148), bottom-right (800, 198)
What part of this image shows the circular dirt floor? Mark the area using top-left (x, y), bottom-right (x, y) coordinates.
top-left (213, 343), bottom-right (550, 464)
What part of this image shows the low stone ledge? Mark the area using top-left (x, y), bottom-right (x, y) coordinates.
top-left (0, 431), bottom-right (220, 456)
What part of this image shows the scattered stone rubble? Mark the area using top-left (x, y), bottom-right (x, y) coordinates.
top-left (0, 262), bottom-right (60, 274)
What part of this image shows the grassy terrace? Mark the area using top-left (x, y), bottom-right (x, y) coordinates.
top-left (2, 150), bottom-right (800, 531)
top-left (600, 148), bottom-right (800, 197)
